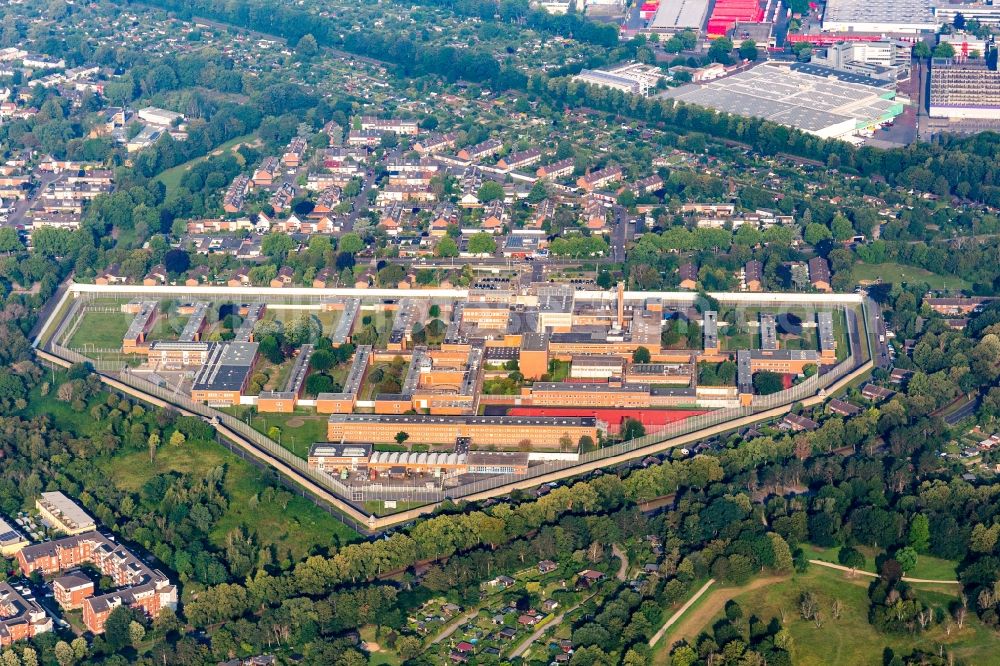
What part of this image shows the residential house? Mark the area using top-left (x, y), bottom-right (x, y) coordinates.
top-left (227, 267), bottom-right (251, 288)
top-left (224, 175), bottom-right (250, 213)
top-left (497, 148), bottom-right (542, 171)
top-left (184, 266), bottom-right (210, 286)
top-left (143, 265), bottom-right (168, 286)
top-left (679, 263), bottom-right (698, 290)
top-left (827, 398), bottom-right (861, 417)
top-left (282, 137), bottom-right (307, 167)
top-left (538, 560), bottom-right (557, 574)
top-left (808, 256), bottom-right (832, 292)
top-left (536, 158), bottom-right (575, 180)
top-left (744, 260), bottom-right (763, 292)
top-left (414, 132), bottom-right (458, 154)
top-left (577, 165), bottom-right (623, 191)
top-left (252, 157), bottom-right (280, 188)
top-left (269, 266), bottom-right (294, 288)
top-left (861, 384), bottom-right (896, 402)
top-left (95, 264), bottom-right (126, 286)
top-left (457, 139), bottom-right (503, 162)
top-left (313, 267), bottom-right (333, 288)
top-left (782, 413), bottom-right (819, 432)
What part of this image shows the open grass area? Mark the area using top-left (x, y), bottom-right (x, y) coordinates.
top-left (241, 409), bottom-right (330, 459)
top-left (154, 133), bottom-right (254, 195)
top-left (655, 566), bottom-right (991, 666)
top-left (100, 437), bottom-right (357, 560)
top-left (851, 262), bottom-right (970, 292)
top-left (363, 500), bottom-right (428, 517)
top-left (263, 307), bottom-right (340, 335)
top-left (360, 625), bottom-right (402, 666)
top-left (67, 311), bottom-right (133, 350)
top-left (803, 544), bottom-right (958, 581)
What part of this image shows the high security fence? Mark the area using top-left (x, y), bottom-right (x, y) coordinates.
top-left (45, 299), bottom-right (867, 514)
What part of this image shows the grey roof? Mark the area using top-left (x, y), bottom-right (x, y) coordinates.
top-left (760, 313), bottom-right (778, 351)
top-left (124, 301), bottom-right (157, 341)
top-left (178, 301), bottom-right (209, 342)
top-left (192, 342), bottom-right (258, 392)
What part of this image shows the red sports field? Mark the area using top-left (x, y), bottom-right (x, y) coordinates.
top-left (506, 407), bottom-right (709, 434)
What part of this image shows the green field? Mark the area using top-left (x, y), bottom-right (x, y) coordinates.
top-left (227, 408), bottom-right (330, 459)
top-left (851, 262), bottom-right (970, 291)
top-left (656, 567), bottom-right (991, 666)
top-left (100, 437), bottom-right (357, 562)
top-left (67, 311), bottom-right (133, 349)
top-left (154, 133), bottom-right (254, 194)
top-left (802, 544), bottom-right (958, 581)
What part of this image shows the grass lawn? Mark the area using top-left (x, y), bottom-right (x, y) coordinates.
top-left (154, 133), bottom-right (254, 195)
top-left (656, 566), bottom-right (991, 666)
top-left (248, 410), bottom-right (330, 459)
top-left (803, 544), bottom-right (958, 581)
top-left (100, 437), bottom-right (357, 562)
top-left (363, 500), bottom-right (428, 517)
top-left (18, 375), bottom-right (98, 435)
top-left (851, 262), bottom-right (970, 292)
top-left (67, 311), bottom-right (133, 350)
top-left (360, 625), bottom-right (402, 666)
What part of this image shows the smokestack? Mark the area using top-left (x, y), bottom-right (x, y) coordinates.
top-left (617, 281), bottom-right (625, 330)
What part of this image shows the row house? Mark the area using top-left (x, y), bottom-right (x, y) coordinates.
top-left (282, 137), bottom-right (307, 167)
top-left (457, 139), bottom-right (503, 162)
top-left (306, 172), bottom-right (353, 192)
top-left (387, 157), bottom-right (440, 175)
top-left (387, 171), bottom-right (433, 187)
top-left (185, 217), bottom-right (257, 234)
top-left (581, 198), bottom-right (608, 232)
top-left (270, 266), bottom-right (295, 288)
top-left (323, 120), bottom-right (342, 143)
top-left (459, 167), bottom-right (485, 208)
top-left (252, 157), bottom-right (280, 188)
top-left (269, 182), bottom-right (296, 211)
top-left (223, 175), bottom-right (250, 213)
top-left (681, 203), bottom-right (734, 216)
top-left (143, 265), bottom-right (168, 286)
top-left (28, 212), bottom-right (81, 232)
top-left (0, 582), bottom-right (52, 647)
top-left (358, 116), bottom-right (419, 135)
top-left (536, 157), bottom-right (575, 180)
top-left (497, 148), bottom-right (542, 171)
top-left (577, 165), bottom-right (624, 191)
top-left (321, 146), bottom-right (369, 163)
top-left (431, 203), bottom-right (460, 235)
top-left (313, 186), bottom-right (343, 214)
top-left (528, 199), bottom-right (556, 228)
top-left (377, 183), bottom-right (436, 204)
top-left (631, 174), bottom-right (663, 196)
top-left (67, 170), bottom-right (114, 187)
top-left (414, 132), bottom-right (458, 154)
top-left (379, 202), bottom-right (413, 236)
top-left (0, 176), bottom-right (29, 200)
top-left (347, 129), bottom-right (381, 147)
top-left (270, 214), bottom-right (337, 234)
top-left (481, 200), bottom-right (509, 231)
top-left (38, 157), bottom-right (85, 173)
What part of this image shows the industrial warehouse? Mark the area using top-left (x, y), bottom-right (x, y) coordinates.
top-left (665, 62), bottom-right (905, 141)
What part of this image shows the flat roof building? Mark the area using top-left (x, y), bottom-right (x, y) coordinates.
top-left (36, 492), bottom-right (95, 536)
top-left (703, 311), bottom-right (719, 353)
top-left (929, 59), bottom-right (1000, 119)
top-left (666, 62), bottom-right (905, 140)
top-left (191, 342), bottom-right (258, 405)
top-left (649, 0), bottom-right (712, 31)
top-left (760, 313), bottom-right (778, 351)
top-left (821, 0), bottom-right (935, 33)
top-left (0, 517), bottom-right (26, 556)
top-left (573, 63), bottom-right (666, 97)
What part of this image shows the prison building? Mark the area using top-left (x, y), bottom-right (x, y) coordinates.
top-left (817, 311), bottom-right (836, 360)
top-left (121, 301), bottom-right (158, 353)
top-left (233, 303), bottom-right (265, 342)
top-left (749, 349), bottom-right (821, 374)
top-left (308, 443), bottom-right (373, 474)
top-left (703, 311), bottom-right (719, 355)
top-left (571, 355), bottom-right (625, 380)
top-left (367, 451), bottom-right (469, 479)
top-left (519, 333), bottom-right (550, 380)
top-left (190, 342), bottom-right (258, 406)
top-left (462, 302), bottom-right (511, 330)
top-left (388, 299), bottom-right (421, 351)
top-left (445, 302), bottom-right (466, 344)
top-left (258, 344), bottom-right (314, 413)
top-left (625, 363), bottom-right (693, 385)
top-left (401, 346), bottom-right (428, 397)
top-left (760, 313), bottom-right (778, 351)
top-left (526, 382), bottom-right (653, 409)
top-left (466, 451), bottom-right (530, 475)
top-left (0, 581), bottom-right (52, 647)
top-left (327, 414), bottom-right (598, 448)
top-left (147, 341), bottom-right (211, 368)
top-left (316, 344), bottom-right (371, 414)
top-left (329, 298), bottom-right (360, 345)
top-left (177, 301), bottom-right (209, 342)
top-left (737, 349), bottom-right (753, 406)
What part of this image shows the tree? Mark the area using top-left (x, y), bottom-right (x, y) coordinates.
top-left (753, 371), bottom-right (783, 395)
top-left (708, 37), bottom-right (734, 64)
top-left (908, 513), bottom-right (930, 553)
top-left (435, 236), bottom-right (459, 257)
top-left (914, 41), bottom-right (931, 59)
top-left (296, 33), bottom-right (319, 57)
top-left (169, 431), bottom-right (186, 446)
top-left (128, 620), bottom-right (146, 648)
top-left (467, 233), bottom-right (497, 255)
top-left (338, 232), bottom-right (365, 255)
top-left (739, 39), bottom-right (759, 61)
top-left (895, 547), bottom-right (918, 573)
top-left (54, 642), bottom-right (73, 666)
top-left (163, 248), bottom-right (190, 273)
top-left (477, 180), bottom-right (505, 203)
top-left (933, 42), bottom-right (956, 59)
top-left (831, 213), bottom-right (854, 241)
top-left (838, 546), bottom-right (865, 570)
top-left (527, 180), bottom-right (548, 203)
top-left (804, 222), bottom-right (833, 246)
top-left (621, 418), bottom-right (646, 441)
top-left (396, 636), bottom-right (422, 660)
top-left (147, 433), bottom-right (159, 463)
top-left (395, 432), bottom-right (409, 445)
top-left (632, 346), bottom-right (651, 363)
top-left (0, 228), bottom-right (23, 253)
top-left (103, 606), bottom-right (135, 650)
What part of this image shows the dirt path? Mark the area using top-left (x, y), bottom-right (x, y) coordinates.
top-left (653, 576), bottom-right (787, 660)
top-left (612, 543), bottom-right (629, 581)
top-left (648, 578), bottom-right (715, 647)
top-left (430, 607), bottom-right (480, 645)
top-left (508, 592), bottom-right (597, 659)
top-left (808, 559), bottom-right (960, 585)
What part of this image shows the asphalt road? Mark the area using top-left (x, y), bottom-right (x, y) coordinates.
top-left (867, 300), bottom-right (892, 369)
